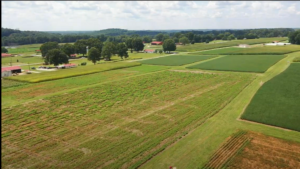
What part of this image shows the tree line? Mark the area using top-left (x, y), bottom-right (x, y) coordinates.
top-left (2, 28), bottom-right (298, 46)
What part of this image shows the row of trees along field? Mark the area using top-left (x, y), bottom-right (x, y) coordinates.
top-left (288, 29), bottom-right (300, 44)
top-left (2, 28), bottom-right (298, 46)
top-left (40, 37), bottom-right (148, 65)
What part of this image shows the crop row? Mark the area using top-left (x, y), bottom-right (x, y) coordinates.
top-left (202, 130), bottom-right (250, 169)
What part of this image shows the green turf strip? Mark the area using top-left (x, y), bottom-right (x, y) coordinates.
top-left (187, 55), bottom-right (286, 73)
top-left (241, 63), bottom-right (300, 131)
top-left (139, 55), bottom-right (217, 66)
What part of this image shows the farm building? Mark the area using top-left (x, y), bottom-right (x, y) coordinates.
top-left (70, 54), bottom-right (77, 58)
top-left (1, 53), bottom-right (12, 57)
top-left (64, 63), bottom-right (77, 68)
top-left (151, 41), bottom-right (163, 45)
top-left (238, 44), bottom-right (250, 48)
top-left (1, 66), bottom-right (22, 77)
top-left (144, 49), bottom-right (155, 53)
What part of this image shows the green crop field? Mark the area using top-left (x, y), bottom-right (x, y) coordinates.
top-left (191, 45), bottom-right (300, 55)
top-left (241, 63), bottom-right (300, 131)
top-left (2, 65), bottom-right (170, 107)
top-left (176, 37), bottom-right (288, 52)
top-left (294, 56), bottom-right (300, 62)
top-left (6, 62), bottom-right (141, 83)
top-left (1, 79), bottom-right (28, 89)
top-left (139, 55), bottom-right (217, 66)
top-left (1, 71), bottom-right (254, 169)
top-left (187, 55), bottom-right (286, 73)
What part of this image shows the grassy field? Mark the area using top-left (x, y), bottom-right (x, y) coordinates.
top-left (6, 44), bottom-right (41, 54)
top-left (191, 45), bottom-right (300, 55)
top-left (294, 56), bottom-right (300, 62)
top-left (2, 56), bottom-right (44, 66)
top-left (187, 55), bottom-right (286, 73)
top-left (1, 79), bottom-right (28, 89)
top-left (176, 37), bottom-right (288, 52)
top-left (141, 51), bottom-right (300, 169)
top-left (1, 71), bottom-right (254, 169)
top-left (6, 62), bottom-right (141, 83)
top-left (139, 55), bottom-right (217, 66)
top-left (241, 63), bottom-right (300, 131)
top-left (2, 65), bottom-right (170, 107)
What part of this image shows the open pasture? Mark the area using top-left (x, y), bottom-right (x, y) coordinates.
top-left (191, 45), bottom-right (300, 55)
top-left (2, 65), bottom-right (170, 107)
top-left (202, 130), bottom-right (300, 169)
top-left (187, 55), bottom-right (286, 73)
top-left (6, 62), bottom-right (141, 83)
top-left (1, 71), bottom-right (254, 169)
top-left (241, 63), bottom-right (300, 131)
top-left (176, 37), bottom-right (287, 52)
top-left (294, 56), bottom-right (300, 62)
top-left (1, 56), bottom-right (44, 66)
top-left (139, 55), bottom-right (217, 66)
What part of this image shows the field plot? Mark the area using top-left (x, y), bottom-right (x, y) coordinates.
top-left (241, 63), bottom-right (300, 131)
top-left (6, 62), bottom-right (141, 83)
top-left (187, 55), bottom-right (286, 73)
top-left (192, 45), bottom-right (300, 55)
top-left (1, 71), bottom-right (254, 169)
top-left (294, 56), bottom-right (300, 62)
top-left (2, 56), bottom-right (43, 66)
top-left (1, 79), bottom-right (28, 89)
top-left (176, 37), bottom-right (287, 52)
top-left (2, 65), bottom-right (170, 107)
top-left (202, 131), bottom-right (300, 169)
top-left (139, 55), bottom-right (217, 66)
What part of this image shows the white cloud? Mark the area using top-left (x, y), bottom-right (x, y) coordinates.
top-left (1, 1), bottom-right (300, 31)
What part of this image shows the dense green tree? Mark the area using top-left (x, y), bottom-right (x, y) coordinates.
top-left (288, 30), bottom-right (300, 44)
top-left (87, 47), bottom-right (101, 64)
top-left (163, 39), bottom-right (176, 53)
top-left (179, 37), bottom-right (190, 45)
top-left (125, 38), bottom-right (133, 53)
top-left (116, 43), bottom-right (129, 59)
top-left (61, 43), bottom-right (75, 58)
top-left (186, 32), bottom-right (194, 41)
top-left (1, 46), bottom-right (8, 53)
top-left (155, 33), bottom-right (164, 41)
top-left (45, 49), bottom-right (68, 66)
top-left (132, 38), bottom-right (144, 52)
top-left (162, 34), bottom-right (170, 41)
top-left (142, 36), bottom-right (152, 43)
top-left (227, 34), bottom-right (235, 41)
top-left (74, 39), bottom-right (88, 56)
top-left (87, 38), bottom-right (103, 53)
top-left (40, 41), bottom-right (59, 57)
top-left (101, 42), bottom-right (115, 61)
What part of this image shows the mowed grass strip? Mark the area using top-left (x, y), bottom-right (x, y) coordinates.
top-left (191, 45), bottom-right (300, 55)
top-left (176, 37), bottom-right (287, 52)
top-left (187, 55), bottom-right (286, 73)
top-left (140, 55), bottom-right (217, 66)
top-left (6, 62), bottom-right (141, 83)
top-left (241, 63), bottom-right (300, 131)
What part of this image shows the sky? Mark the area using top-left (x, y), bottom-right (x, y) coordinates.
top-left (2, 1), bottom-right (300, 31)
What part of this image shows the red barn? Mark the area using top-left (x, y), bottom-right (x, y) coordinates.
top-left (1, 66), bottom-right (22, 77)
top-left (144, 49), bottom-right (155, 53)
top-left (70, 54), bottom-right (77, 58)
top-left (151, 41), bottom-right (163, 45)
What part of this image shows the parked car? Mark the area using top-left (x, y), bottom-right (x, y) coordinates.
top-left (31, 67), bottom-right (36, 70)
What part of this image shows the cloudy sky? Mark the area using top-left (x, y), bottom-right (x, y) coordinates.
top-left (2, 1), bottom-right (300, 31)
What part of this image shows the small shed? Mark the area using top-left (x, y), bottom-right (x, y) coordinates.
top-left (144, 49), bottom-right (155, 53)
top-left (239, 44), bottom-right (250, 48)
top-left (151, 41), bottom-right (163, 45)
top-left (70, 54), bottom-right (77, 58)
top-left (1, 66), bottom-right (22, 77)
top-left (64, 63), bottom-right (77, 68)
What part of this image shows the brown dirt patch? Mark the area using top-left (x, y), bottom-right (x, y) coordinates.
top-left (204, 131), bottom-right (300, 169)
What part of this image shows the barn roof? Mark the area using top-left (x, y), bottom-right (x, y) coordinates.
top-left (1, 53), bottom-right (12, 57)
top-left (1, 66), bottom-right (21, 72)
